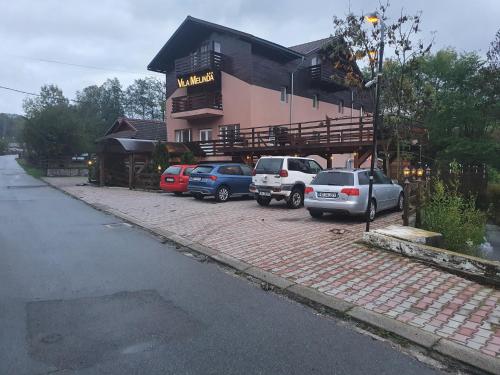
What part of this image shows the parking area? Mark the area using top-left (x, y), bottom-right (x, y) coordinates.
top-left (45, 177), bottom-right (500, 359)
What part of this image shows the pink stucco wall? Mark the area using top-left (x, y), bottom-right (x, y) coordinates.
top-left (166, 72), bottom-right (364, 143)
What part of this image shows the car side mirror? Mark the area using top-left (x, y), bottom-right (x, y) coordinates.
top-left (391, 179), bottom-right (398, 185)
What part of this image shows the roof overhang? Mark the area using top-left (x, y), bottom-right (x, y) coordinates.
top-left (148, 16), bottom-right (303, 73)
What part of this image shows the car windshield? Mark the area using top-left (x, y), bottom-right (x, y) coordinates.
top-left (255, 158), bottom-right (283, 174)
top-left (192, 166), bottom-right (213, 174)
top-left (312, 171), bottom-right (354, 186)
top-left (164, 166), bottom-right (181, 175)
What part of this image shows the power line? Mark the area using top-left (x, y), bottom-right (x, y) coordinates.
top-left (6, 54), bottom-right (148, 75)
top-left (0, 84), bottom-right (82, 103)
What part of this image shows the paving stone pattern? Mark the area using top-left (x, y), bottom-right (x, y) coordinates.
top-left (47, 178), bottom-right (500, 358)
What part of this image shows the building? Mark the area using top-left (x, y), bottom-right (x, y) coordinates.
top-left (148, 16), bottom-right (373, 167)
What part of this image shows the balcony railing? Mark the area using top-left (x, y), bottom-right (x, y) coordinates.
top-left (308, 64), bottom-right (347, 90)
top-left (175, 51), bottom-right (223, 76)
top-left (172, 92), bottom-right (223, 113)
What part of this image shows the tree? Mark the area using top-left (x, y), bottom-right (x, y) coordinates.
top-left (22, 85), bottom-right (83, 159)
top-left (75, 78), bottom-right (124, 150)
top-left (487, 29), bottom-right (500, 69)
top-left (124, 77), bottom-right (165, 120)
top-left (320, 3), bottom-right (433, 177)
top-left (415, 49), bottom-right (500, 169)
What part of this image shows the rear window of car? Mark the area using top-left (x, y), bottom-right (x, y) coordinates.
top-left (192, 166), bottom-right (214, 174)
top-left (255, 158), bottom-right (283, 174)
top-left (311, 171), bottom-right (354, 186)
top-left (218, 165), bottom-right (242, 175)
top-left (164, 166), bottom-right (181, 175)
top-left (183, 167), bottom-right (194, 176)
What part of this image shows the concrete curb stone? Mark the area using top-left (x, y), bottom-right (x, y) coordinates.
top-left (245, 267), bottom-right (296, 289)
top-left (285, 284), bottom-right (354, 313)
top-left (434, 339), bottom-right (500, 375)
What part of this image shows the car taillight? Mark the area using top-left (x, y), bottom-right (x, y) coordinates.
top-left (179, 177), bottom-right (186, 183)
top-left (304, 186), bottom-right (314, 194)
top-left (279, 169), bottom-right (288, 177)
top-left (252, 169), bottom-right (256, 176)
top-left (209, 175), bottom-right (218, 181)
top-left (341, 188), bottom-right (360, 196)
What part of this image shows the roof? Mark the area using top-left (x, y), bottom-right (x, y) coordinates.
top-left (148, 16), bottom-right (303, 73)
top-left (289, 37), bottom-right (337, 55)
top-left (101, 117), bottom-right (166, 141)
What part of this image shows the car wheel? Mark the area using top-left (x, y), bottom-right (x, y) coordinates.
top-left (215, 186), bottom-right (230, 202)
top-left (193, 193), bottom-right (204, 200)
top-left (287, 187), bottom-right (304, 209)
top-left (309, 209), bottom-right (323, 218)
top-left (174, 191), bottom-right (183, 196)
top-left (256, 195), bottom-right (271, 206)
top-left (397, 193), bottom-right (404, 211)
top-left (368, 199), bottom-right (377, 222)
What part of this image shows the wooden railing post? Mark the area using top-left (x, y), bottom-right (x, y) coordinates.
top-left (359, 116), bottom-right (363, 142)
top-left (403, 180), bottom-right (410, 226)
top-left (415, 180), bottom-right (422, 228)
top-left (251, 128), bottom-right (255, 148)
top-left (128, 154), bottom-right (134, 190)
top-left (298, 123), bottom-right (302, 137)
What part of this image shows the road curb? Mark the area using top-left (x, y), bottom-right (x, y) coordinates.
top-left (434, 338), bottom-right (500, 375)
top-left (43, 179), bottom-right (500, 374)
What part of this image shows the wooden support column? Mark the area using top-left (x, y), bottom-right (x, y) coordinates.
top-left (326, 154), bottom-right (332, 169)
top-left (99, 154), bottom-right (105, 187)
top-left (128, 153), bottom-right (135, 190)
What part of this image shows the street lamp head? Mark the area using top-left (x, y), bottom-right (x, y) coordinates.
top-left (365, 12), bottom-right (379, 24)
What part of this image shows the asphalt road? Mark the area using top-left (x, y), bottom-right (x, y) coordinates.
top-left (0, 155), bottom-right (446, 375)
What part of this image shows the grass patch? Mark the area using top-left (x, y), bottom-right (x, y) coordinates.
top-left (16, 158), bottom-right (45, 179)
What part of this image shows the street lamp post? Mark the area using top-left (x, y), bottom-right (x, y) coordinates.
top-left (365, 12), bottom-right (385, 232)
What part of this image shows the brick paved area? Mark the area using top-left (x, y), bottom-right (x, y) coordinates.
top-left (46, 177), bottom-right (500, 359)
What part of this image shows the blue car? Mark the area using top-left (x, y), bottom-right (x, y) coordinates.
top-left (188, 163), bottom-right (253, 202)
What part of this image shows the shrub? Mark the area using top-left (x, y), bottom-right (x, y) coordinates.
top-left (421, 180), bottom-right (486, 256)
top-left (180, 151), bottom-right (197, 165)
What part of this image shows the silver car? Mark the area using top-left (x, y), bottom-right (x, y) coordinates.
top-left (304, 168), bottom-right (404, 221)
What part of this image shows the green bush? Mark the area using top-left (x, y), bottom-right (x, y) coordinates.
top-left (487, 183), bottom-right (500, 225)
top-left (421, 180), bottom-right (486, 256)
top-left (180, 151), bottom-right (197, 165)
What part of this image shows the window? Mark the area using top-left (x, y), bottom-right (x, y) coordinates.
top-left (183, 167), bottom-right (195, 176)
top-left (312, 94), bottom-right (319, 109)
top-left (255, 158), bottom-right (283, 174)
top-left (288, 158), bottom-right (320, 174)
top-left (311, 56), bottom-right (319, 66)
top-left (358, 171), bottom-right (370, 185)
top-left (306, 160), bottom-right (322, 174)
top-left (241, 165), bottom-right (253, 176)
top-left (164, 166), bottom-right (181, 175)
top-left (213, 41), bottom-right (221, 53)
top-left (280, 87), bottom-right (288, 103)
top-left (192, 165), bottom-right (214, 174)
top-left (175, 129), bottom-right (191, 142)
top-left (338, 100), bottom-right (344, 114)
top-left (374, 170), bottom-right (391, 184)
top-left (199, 128), bottom-right (212, 142)
top-left (312, 171), bottom-right (354, 186)
top-left (218, 165), bottom-right (242, 175)
top-left (219, 124), bottom-right (240, 141)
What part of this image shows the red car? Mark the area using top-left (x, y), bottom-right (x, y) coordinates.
top-left (160, 164), bottom-right (197, 195)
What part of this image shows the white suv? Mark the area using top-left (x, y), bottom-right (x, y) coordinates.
top-left (250, 156), bottom-right (323, 208)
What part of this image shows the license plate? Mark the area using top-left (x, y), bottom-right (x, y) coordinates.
top-left (191, 177), bottom-right (201, 181)
top-left (259, 191), bottom-right (271, 196)
top-left (318, 192), bottom-right (338, 198)
top-left (165, 177), bottom-right (174, 182)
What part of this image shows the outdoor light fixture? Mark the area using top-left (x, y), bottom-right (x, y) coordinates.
top-left (403, 166), bottom-right (411, 178)
top-left (417, 167), bottom-right (424, 178)
top-left (426, 166), bottom-right (432, 178)
top-left (411, 167), bottom-right (417, 176)
top-left (368, 50), bottom-right (377, 61)
top-left (157, 165), bottom-right (162, 171)
top-left (87, 160), bottom-right (93, 166)
top-left (365, 13), bottom-right (380, 24)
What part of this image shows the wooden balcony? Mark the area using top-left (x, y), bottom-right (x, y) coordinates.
top-left (174, 51), bottom-right (223, 76)
top-left (171, 92), bottom-right (223, 120)
top-left (185, 116), bottom-right (374, 157)
top-left (307, 64), bottom-right (347, 91)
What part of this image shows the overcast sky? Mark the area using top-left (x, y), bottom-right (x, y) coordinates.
top-left (1, 0), bottom-right (499, 115)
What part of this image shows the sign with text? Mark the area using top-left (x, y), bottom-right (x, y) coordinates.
top-left (177, 71), bottom-right (215, 88)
